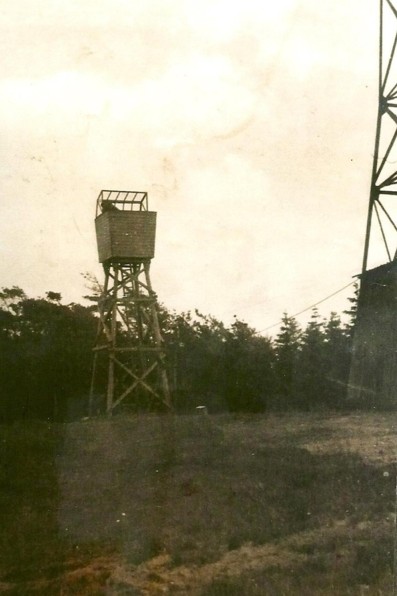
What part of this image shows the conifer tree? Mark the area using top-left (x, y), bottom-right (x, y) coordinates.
top-left (296, 308), bottom-right (327, 409)
top-left (274, 313), bottom-right (301, 406)
top-left (323, 311), bottom-right (351, 406)
top-left (343, 281), bottom-right (359, 338)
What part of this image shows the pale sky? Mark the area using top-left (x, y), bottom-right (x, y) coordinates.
top-left (0, 1), bottom-right (383, 333)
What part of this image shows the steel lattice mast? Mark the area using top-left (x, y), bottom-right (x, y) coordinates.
top-left (362, 0), bottom-right (397, 271)
top-left (348, 0), bottom-right (397, 407)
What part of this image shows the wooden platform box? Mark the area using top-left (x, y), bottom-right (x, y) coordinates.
top-left (95, 211), bottom-right (157, 262)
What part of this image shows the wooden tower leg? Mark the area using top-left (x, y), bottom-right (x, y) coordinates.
top-left (106, 266), bottom-right (119, 415)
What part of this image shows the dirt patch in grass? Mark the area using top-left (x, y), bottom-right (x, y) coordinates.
top-left (0, 412), bottom-right (395, 594)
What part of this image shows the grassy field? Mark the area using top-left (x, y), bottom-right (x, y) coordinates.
top-left (0, 412), bottom-right (395, 594)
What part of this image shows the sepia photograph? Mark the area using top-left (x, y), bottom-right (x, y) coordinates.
top-left (0, 1), bottom-right (396, 594)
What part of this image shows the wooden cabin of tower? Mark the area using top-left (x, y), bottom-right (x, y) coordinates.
top-left (95, 190), bottom-right (157, 263)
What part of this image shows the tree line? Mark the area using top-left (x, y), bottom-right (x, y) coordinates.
top-left (0, 283), bottom-right (369, 423)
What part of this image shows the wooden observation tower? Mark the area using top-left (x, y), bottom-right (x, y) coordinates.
top-left (89, 190), bottom-right (171, 414)
top-left (348, 0), bottom-right (397, 406)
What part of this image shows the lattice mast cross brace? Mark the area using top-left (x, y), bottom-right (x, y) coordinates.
top-left (89, 190), bottom-right (171, 415)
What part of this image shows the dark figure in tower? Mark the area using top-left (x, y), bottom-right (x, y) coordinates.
top-left (101, 200), bottom-right (120, 213)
